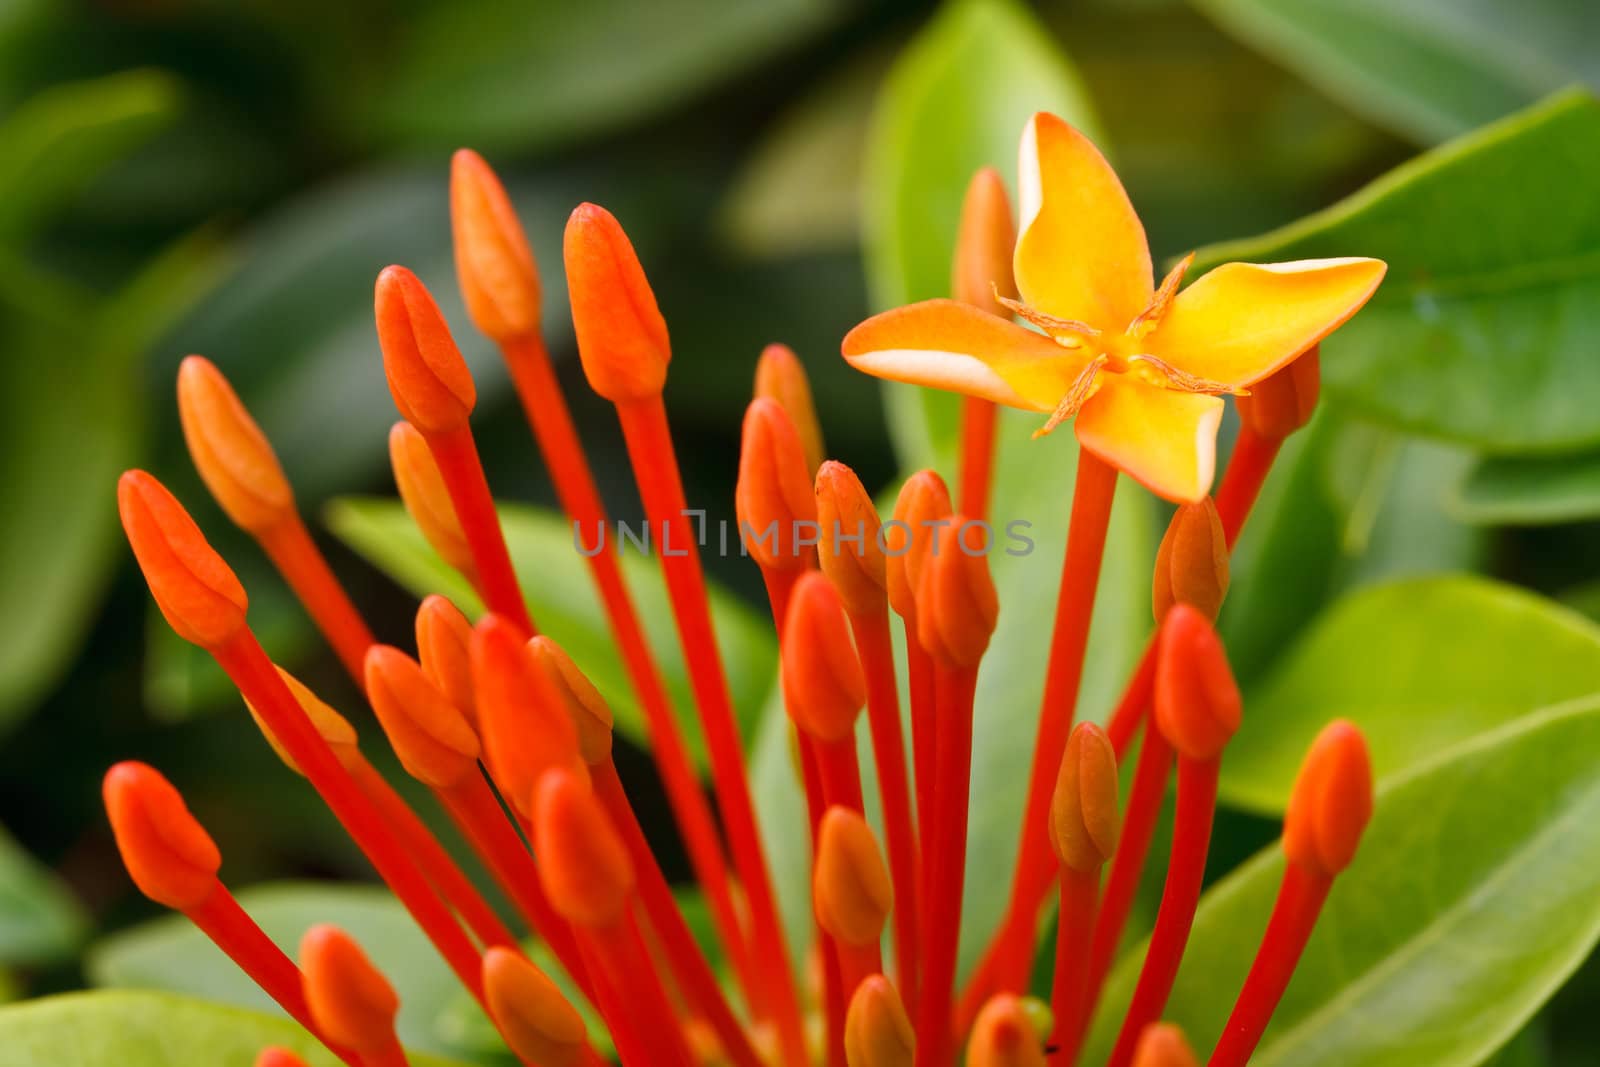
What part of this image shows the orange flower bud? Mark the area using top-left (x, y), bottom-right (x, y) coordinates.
top-left (532, 767), bottom-right (635, 928)
top-left (416, 594), bottom-right (477, 725)
top-left (736, 397), bottom-right (818, 571)
top-left (482, 946), bottom-right (587, 1067)
top-left (814, 460), bottom-right (887, 618)
top-left (244, 666), bottom-right (361, 776)
top-left (389, 422), bottom-right (474, 576)
top-left (782, 572), bottom-right (866, 743)
top-left (754, 342), bottom-right (824, 475)
top-left (967, 993), bottom-right (1047, 1067)
top-left (254, 1048), bottom-right (309, 1067)
top-left (1151, 497), bottom-right (1228, 621)
top-left (118, 470), bottom-right (248, 649)
top-left (472, 615), bottom-right (587, 817)
top-left (915, 517), bottom-right (999, 669)
top-left (885, 470), bottom-right (952, 625)
top-left (103, 761), bottom-right (221, 911)
top-left (450, 149), bottom-right (541, 343)
top-left (364, 645), bottom-right (481, 788)
top-left (527, 636), bottom-right (614, 766)
top-left (844, 975), bottom-right (914, 1067)
top-left (1049, 722), bottom-right (1120, 872)
top-left (1238, 346), bottom-right (1320, 441)
top-left (1284, 719), bottom-right (1373, 878)
top-left (299, 924), bottom-right (399, 1054)
top-left (952, 167), bottom-right (1017, 316)
top-left (563, 203), bottom-right (669, 402)
top-left (1154, 604), bottom-right (1241, 762)
top-left (374, 265), bottom-right (476, 434)
top-left (814, 806), bottom-right (892, 947)
top-left (176, 355), bottom-right (293, 536)
top-left (1131, 1023), bottom-right (1200, 1067)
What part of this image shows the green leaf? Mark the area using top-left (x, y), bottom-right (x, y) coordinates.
top-left (1222, 576), bottom-right (1600, 811)
top-left (1191, 0), bottom-right (1599, 144)
top-left (1086, 697), bottom-right (1600, 1067)
top-left (1451, 448), bottom-right (1600, 525)
top-left (326, 498), bottom-right (776, 769)
top-left (0, 824), bottom-right (84, 968)
top-left (88, 883), bottom-right (494, 1061)
top-left (1190, 90), bottom-right (1600, 454)
top-left (368, 0), bottom-right (841, 153)
top-left (862, 0), bottom-right (1097, 466)
top-left (0, 990), bottom-right (471, 1067)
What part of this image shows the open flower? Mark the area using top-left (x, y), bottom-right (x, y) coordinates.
top-left (842, 112), bottom-right (1386, 502)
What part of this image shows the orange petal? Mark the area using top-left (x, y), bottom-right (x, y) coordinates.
top-left (1074, 377), bottom-right (1223, 504)
top-left (842, 299), bottom-right (1083, 412)
top-left (1146, 258), bottom-right (1386, 387)
top-left (1014, 112), bottom-right (1151, 329)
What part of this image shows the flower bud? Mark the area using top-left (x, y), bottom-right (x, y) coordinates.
top-left (915, 518), bottom-right (999, 670)
top-left (564, 203), bottom-right (669, 402)
top-left (374, 265), bottom-right (476, 434)
top-left (527, 636), bottom-right (614, 766)
top-left (1284, 719), bottom-right (1373, 878)
top-left (103, 761), bottom-right (221, 911)
top-left (1049, 722), bottom-right (1119, 872)
top-left (814, 460), bottom-right (887, 618)
top-left (118, 471), bottom-right (248, 649)
top-left (450, 149), bottom-right (541, 343)
top-left (1238, 346), bottom-right (1320, 440)
top-left (1152, 497), bottom-right (1228, 621)
top-left (254, 1049), bottom-right (309, 1067)
top-left (754, 342), bottom-right (824, 475)
top-left (782, 573), bottom-right (866, 743)
top-left (472, 615), bottom-right (587, 817)
top-left (1154, 604), bottom-right (1241, 762)
top-left (844, 975), bottom-right (914, 1067)
top-left (736, 397), bottom-right (817, 571)
top-left (176, 355), bottom-right (293, 536)
top-left (482, 945), bottom-right (587, 1067)
top-left (967, 994), bottom-right (1047, 1067)
top-left (244, 666), bottom-right (361, 776)
top-left (885, 470), bottom-right (952, 625)
top-left (1131, 1023), bottom-right (1200, 1067)
top-left (364, 646), bottom-right (481, 788)
top-left (389, 422), bottom-right (474, 577)
top-left (532, 768), bottom-right (635, 928)
top-left (416, 595), bottom-right (476, 725)
top-left (299, 925), bottom-right (399, 1054)
top-left (814, 806), bottom-right (892, 947)
top-left (952, 167), bottom-right (1017, 316)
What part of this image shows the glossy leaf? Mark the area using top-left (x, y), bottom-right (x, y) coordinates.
top-left (1087, 698), bottom-right (1600, 1066)
top-left (1190, 91), bottom-right (1600, 453)
top-left (327, 498), bottom-right (776, 769)
top-left (0, 824), bottom-right (84, 967)
top-left (1452, 449), bottom-right (1600, 525)
top-left (1222, 576), bottom-right (1600, 811)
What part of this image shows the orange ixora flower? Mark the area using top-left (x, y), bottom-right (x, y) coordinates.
top-left (842, 112), bottom-right (1387, 502)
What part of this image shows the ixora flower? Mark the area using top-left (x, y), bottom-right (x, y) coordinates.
top-left (104, 145), bottom-right (1377, 1067)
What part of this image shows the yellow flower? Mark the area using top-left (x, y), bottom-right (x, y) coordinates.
top-left (842, 112), bottom-right (1387, 502)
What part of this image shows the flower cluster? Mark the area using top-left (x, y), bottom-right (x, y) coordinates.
top-left (106, 115), bottom-right (1380, 1066)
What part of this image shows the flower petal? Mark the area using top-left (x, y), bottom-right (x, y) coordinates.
top-left (1075, 377), bottom-right (1223, 504)
top-left (1147, 258), bottom-right (1387, 386)
top-left (1014, 112), bottom-right (1152, 328)
top-left (842, 298), bottom-right (1085, 412)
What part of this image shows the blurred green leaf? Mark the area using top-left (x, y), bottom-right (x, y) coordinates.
top-left (1190, 90), bottom-right (1600, 454)
top-left (326, 497), bottom-right (776, 769)
top-left (1192, 0), bottom-right (1599, 144)
top-left (1222, 576), bottom-right (1600, 811)
top-left (862, 0), bottom-right (1098, 467)
top-left (88, 883), bottom-right (495, 1062)
top-left (1451, 449), bottom-right (1600, 525)
top-left (0, 823), bottom-right (84, 968)
top-left (368, 0), bottom-right (842, 153)
top-left (0, 990), bottom-right (471, 1066)
top-left (1087, 697), bottom-right (1600, 1066)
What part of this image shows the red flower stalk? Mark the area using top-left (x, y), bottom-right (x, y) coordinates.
top-left (375, 265), bottom-right (533, 633)
top-left (299, 925), bottom-right (408, 1067)
top-left (756, 342), bottom-right (827, 476)
top-left (846, 975), bottom-right (916, 1067)
top-left (1132, 1023), bottom-right (1200, 1067)
top-left (178, 355), bottom-right (375, 683)
top-left (815, 807), bottom-right (894, 1001)
top-left (1216, 348), bottom-right (1320, 546)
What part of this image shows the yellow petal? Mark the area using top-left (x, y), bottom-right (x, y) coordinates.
top-left (1147, 258), bottom-right (1386, 386)
top-left (1075, 377), bottom-right (1223, 504)
top-left (842, 298), bottom-right (1086, 412)
top-left (1014, 112), bottom-right (1152, 329)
